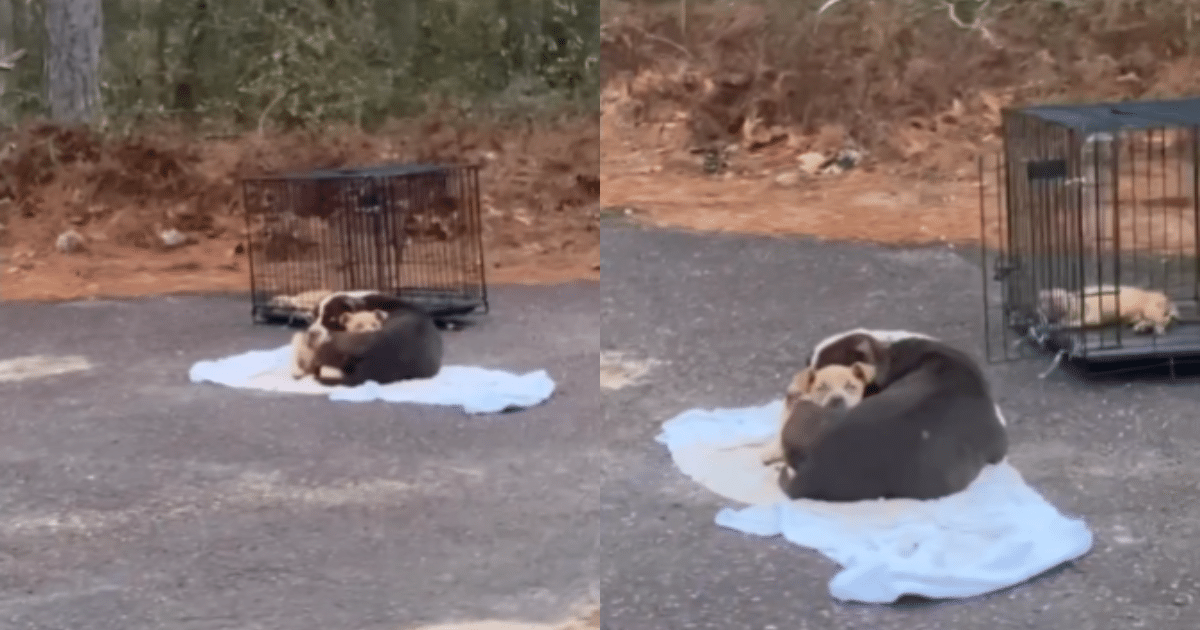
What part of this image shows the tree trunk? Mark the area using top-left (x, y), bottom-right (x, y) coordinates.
top-left (155, 0), bottom-right (168, 108)
top-left (0, 0), bottom-right (14, 124)
top-left (44, 0), bottom-right (103, 124)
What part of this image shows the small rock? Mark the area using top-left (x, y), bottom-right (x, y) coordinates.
top-left (774, 170), bottom-right (801, 187)
top-left (55, 229), bottom-right (86, 254)
top-left (819, 148), bottom-right (865, 175)
top-left (797, 151), bottom-right (825, 175)
top-left (159, 228), bottom-right (191, 249)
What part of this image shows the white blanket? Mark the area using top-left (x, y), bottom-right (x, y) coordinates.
top-left (654, 328), bottom-right (1094, 604)
top-left (188, 344), bottom-right (556, 415)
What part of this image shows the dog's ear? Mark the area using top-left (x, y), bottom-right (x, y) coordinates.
top-left (320, 294), bottom-right (355, 331)
top-left (338, 311), bottom-right (354, 326)
top-left (850, 361), bottom-right (876, 384)
top-left (800, 367), bottom-right (818, 393)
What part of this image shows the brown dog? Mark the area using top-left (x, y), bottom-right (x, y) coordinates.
top-left (781, 337), bottom-right (1008, 502)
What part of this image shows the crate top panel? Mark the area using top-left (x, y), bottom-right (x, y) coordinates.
top-left (244, 163), bottom-right (454, 183)
top-left (1015, 96), bottom-right (1200, 134)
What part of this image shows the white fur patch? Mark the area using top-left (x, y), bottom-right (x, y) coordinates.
top-left (0, 354), bottom-right (92, 383)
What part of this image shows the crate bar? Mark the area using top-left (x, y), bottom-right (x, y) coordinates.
top-left (1194, 125), bottom-right (1200, 305)
top-left (242, 179), bottom-right (261, 320)
top-left (979, 155), bottom-right (993, 361)
top-left (990, 96), bottom-right (1200, 366)
top-left (241, 163), bottom-right (488, 324)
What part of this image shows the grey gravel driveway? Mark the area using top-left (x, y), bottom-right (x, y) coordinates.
top-left (0, 282), bottom-right (601, 630)
top-left (601, 225), bottom-right (1200, 630)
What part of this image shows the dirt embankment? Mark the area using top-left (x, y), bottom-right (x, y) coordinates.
top-left (601, 1), bottom-right (1200, 245)
top-left (0, 114), bottom-right (599, 301)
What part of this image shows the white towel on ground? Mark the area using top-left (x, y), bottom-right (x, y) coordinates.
top-left (188, 344), bottom-right (556, 415)
top-left (655, 400), bottom-right (1094, 604)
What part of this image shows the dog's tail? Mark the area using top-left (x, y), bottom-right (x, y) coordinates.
top-left (777, 463), bottom-right (797, 498)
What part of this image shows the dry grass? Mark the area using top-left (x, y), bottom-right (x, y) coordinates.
top-left (603, 0), bottom-right (1200, 166)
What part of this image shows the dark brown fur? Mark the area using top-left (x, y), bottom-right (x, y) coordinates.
top-left (314, 291), bottom-right (413, 332)
top-left (331, 300), bottom-right (444, 386)
top-left (779, 399), bottom-right (849, 467)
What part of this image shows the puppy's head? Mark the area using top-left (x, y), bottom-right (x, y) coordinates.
top-left (789, 361), bottom-right (875, 410)
top-left (315, 293), bottom-right (366, 331)
top-left (338, 309), bottom-right (387, 333)
top-left (1037, 288), bottom-right (1075, 322)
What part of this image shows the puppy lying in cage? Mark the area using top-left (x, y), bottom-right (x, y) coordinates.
top-left (1037, 285), bottom-right (1179, 335)
top-left (759, 361), bottom-right (875, 470)
top-left (270, 289), bottom-right (333, 322)
top-left (291, 290), bottom-right (444, 386)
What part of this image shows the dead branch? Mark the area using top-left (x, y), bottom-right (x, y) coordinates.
top-left (942, 0), bottom-right (1004, 49)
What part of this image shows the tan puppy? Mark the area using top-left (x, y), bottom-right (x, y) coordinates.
top-left (291, 309), bottom-right (387, 381)
top-left (1039, 285), bottom-right (1179, 334)
top-left (760, 361), bottom-right (876, 466)
top-left (269, 288), bottom-right (333, 313)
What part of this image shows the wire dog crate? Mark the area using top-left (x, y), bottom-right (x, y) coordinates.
top-left (242, 163), bottom-right (488, 324)
top-left (981, 97), bottom-right (1200, 369)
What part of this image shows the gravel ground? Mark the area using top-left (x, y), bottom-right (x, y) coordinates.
top-left (600, 225), bottom-right (1200, 630)
top-left (0, 283), bottom-right (602, 630)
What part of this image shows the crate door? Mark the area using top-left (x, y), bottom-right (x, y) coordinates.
top-left (984, 114), bottom-right (1083, 361)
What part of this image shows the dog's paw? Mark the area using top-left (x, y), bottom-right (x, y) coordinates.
top-left (759, 446), bottom-right (784, 467)
top-left (317, 365), bottom-right (345, 382)
top-left (1131, 320), bottom-right (1157, 335)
